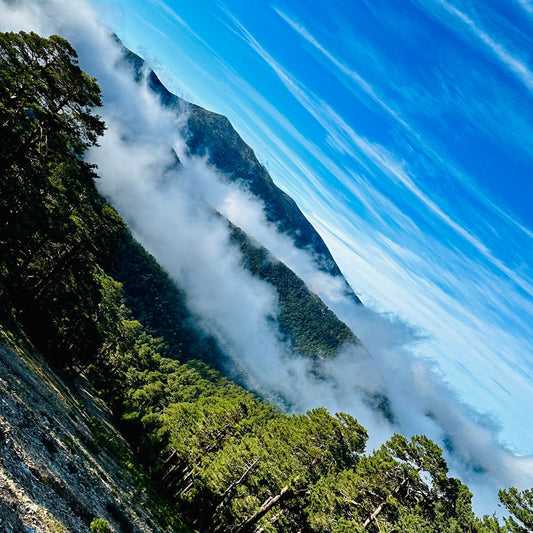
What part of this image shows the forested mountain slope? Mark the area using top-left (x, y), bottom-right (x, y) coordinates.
top-left (1, 29), bottom-right (532, 533)
top-left (228, 223), bottom-right (356, 358)
top-left (120, 42), bottom-right (361, 304)
top-left (115, 40), bottom-right (362, 365)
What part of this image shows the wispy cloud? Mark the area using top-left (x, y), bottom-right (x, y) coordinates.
top-left (146, 0), bottom-right (190, 30)
top-left (216, 4), bottom-right (533, 461)
top-left (416, 0), bottom-right (533, 93)
top-left (4, 0), bottom-right (533, 515)
top-left (311, 208), bottom-right (533, 445)
top-left (273, 7), bottom-right (413, 132)
top-left (515, 0), bottom-right (533, 15)
top-left (220, 7), bottom-right (533, 300)
top-left (131, 11), bottom-right (172, 42)
top-left (273, 4), bottom-right (533, 235)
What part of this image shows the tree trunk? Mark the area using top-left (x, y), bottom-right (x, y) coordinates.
top-left (33, 243), bottom-right (83, 301)
top-left (233, 478), bottom-right (298, 533)
top-left (362, 476), bottom-right (409, 529)
top-left (207, 458), bottom-right (260, 533)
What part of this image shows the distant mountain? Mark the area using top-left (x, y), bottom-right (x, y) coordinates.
top-left (120, 43), bottom-right (361, 305)
top-left (114, 43), bottom-right (365, 366)
top-left (228, 222), bottom-right (357, 358)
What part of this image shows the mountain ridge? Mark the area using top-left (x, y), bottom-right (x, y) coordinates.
top-left (119, 41), bottom-right (361, 306)
top-left (112, 39), bottom-right (365, 366)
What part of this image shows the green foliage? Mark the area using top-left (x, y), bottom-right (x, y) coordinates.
top-left (305, 434), bottom-right (496, 533)
top-left (78, 279), bottom-right (371, 531)
top-left (500, 487), bottom-right (533, 532)
top-left (90, 518), bottom-right (112, 533)
top-left (230, 224), bottom-right (356, 358)
top-left (115, 233), bottom-right (198, 361)
top-left (0, 30), bottom-right (103, 164)
top-left (0, 30), bottom-right (124, 366)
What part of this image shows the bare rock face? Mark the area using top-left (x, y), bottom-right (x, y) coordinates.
top-left (0, 341), bottom-right (163, 533)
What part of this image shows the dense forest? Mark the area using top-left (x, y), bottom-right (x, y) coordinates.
top-left (1, 30), bottom-right (533, 532)
top-left (228, 223), bottom-right (356, 359)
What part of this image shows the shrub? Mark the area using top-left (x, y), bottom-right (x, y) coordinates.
top-left (90, 517), bottom-right (112, 533)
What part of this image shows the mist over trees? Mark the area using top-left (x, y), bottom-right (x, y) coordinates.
top-left (1, 30), bottom-right (531, 532)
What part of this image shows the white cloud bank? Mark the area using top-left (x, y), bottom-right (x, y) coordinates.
top-left (1, 0), bottom-right (533, 515)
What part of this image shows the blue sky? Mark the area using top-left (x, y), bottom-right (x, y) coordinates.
top-left (85, 0), bottom-right (533, 455)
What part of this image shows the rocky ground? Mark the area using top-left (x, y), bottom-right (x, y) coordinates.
top-left (0, 335), bottom-right (169, 533)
